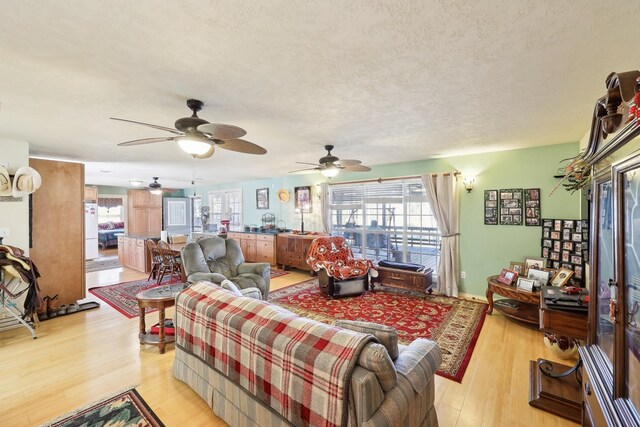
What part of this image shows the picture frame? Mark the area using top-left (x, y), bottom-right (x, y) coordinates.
top-left (517, 277), bottom-right (536, 292)
top-left (509, 261), bottom-right (525, 275)
top-left (256, 188), bottom-right (269, 209)
top-left (498, 268), bottom-right (518, 286)
top-left (550, 267), bottom-right (574, 286)
top-left (525, 258), bottom-right (546, 274)
top-left (294, 186), bottom-right (312, 213)
top-left (484, 190), bottom-right (498, 225)
top-left (499, 189), bottom-right (523, 225)
top-left (527, 268), bottom-right (551, 286)
top-left (524, 188), bottom-right (541, 226)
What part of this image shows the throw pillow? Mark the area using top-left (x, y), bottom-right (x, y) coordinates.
top-left (357, 342), bottom-right (398, 392)
top-left (220, 279), bottom-right (243, 296)
top-left (336, 320), bottom-right (399, 360)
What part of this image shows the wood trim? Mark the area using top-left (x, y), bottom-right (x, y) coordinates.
top-left (327, 171), bottom-right (460, 186)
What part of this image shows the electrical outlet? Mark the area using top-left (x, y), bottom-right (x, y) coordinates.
top-left (461, 271), bottom-right (466, 279)
top-left (0, 228), bottom-right (9, 238)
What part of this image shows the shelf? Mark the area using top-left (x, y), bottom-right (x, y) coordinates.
top-left (493, 298), bottom-right (539, 324)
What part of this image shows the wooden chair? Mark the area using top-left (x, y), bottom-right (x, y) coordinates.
top-left (157, 240), bottom-right (183, 284)
top-left (146, 240), bottom-right (162, 281)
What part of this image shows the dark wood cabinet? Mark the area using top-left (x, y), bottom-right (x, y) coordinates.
top-left (276, 233), bottom-right (319, 271)
top-left (371, 266), bottom-right (433, 293)
top-left (579, 70), bottom-right (640, 427)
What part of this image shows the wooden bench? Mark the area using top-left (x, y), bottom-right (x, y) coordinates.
top-left (371, 265), bottom-right (434, 293)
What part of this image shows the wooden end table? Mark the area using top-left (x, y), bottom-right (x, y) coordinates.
top-left (136, 283), bottom-right (186, 354)
top-left (486, 275), bottom-right (540, 324)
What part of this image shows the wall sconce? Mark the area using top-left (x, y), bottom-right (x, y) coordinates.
top-left (463, 176), bottom-right (476, 193)
top-left (315, 183), bottom-right (322, 200)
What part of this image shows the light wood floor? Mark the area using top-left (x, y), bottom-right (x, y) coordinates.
top-left (0, 267), bottom-right (578, 427)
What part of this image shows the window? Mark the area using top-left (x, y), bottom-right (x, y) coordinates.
top-left (97, 197), bottom-right (124, 223)
top-left (208, 189), bottom-right (242, 229)
top-left (329, 178), bottom-right (440, 277)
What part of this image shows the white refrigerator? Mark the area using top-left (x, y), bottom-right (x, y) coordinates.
top-left (85, 203), bottom-right (99, 260)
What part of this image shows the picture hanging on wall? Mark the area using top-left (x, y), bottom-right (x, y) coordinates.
top-left (524, 188), bottom-right (541, 226)
top-left (484, 190), bottom-right (498, 225)
top-left (499, 189), bottom-right (523, 225)
top-left (256, 188), bottom-right (269, 209)
top-left (294, 186), bottom-right (312, 213)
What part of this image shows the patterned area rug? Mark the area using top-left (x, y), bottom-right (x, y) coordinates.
top-left (271, 268), bottom-right (289, 279)
top-left (89, 277), bottom-right (176, 318)
top-left (85, 257), bottom-right (122, 273)
top-left (91, 268), bottom-right (286, 318)
top-left (43, 388), bottom-right (164, 427)
top-left (269, 279), bottom-right (487, 383)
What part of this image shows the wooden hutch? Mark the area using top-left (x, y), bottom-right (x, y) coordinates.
top-left (580, 70), bottom-right (640, 426)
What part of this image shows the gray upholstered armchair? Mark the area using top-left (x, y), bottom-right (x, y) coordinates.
top-left (181, 237), bottom-right (271, 299)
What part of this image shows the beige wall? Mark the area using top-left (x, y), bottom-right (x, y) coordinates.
top-left (0, 139), bottom-right (30, 252)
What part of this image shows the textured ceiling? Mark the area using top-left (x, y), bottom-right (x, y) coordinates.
top-left (0, 1), bottom-right (638, 189)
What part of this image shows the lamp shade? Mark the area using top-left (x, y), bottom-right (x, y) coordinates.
top-left (321, 164), bottom-right (340, 178)
top-left (177, 134), bottom-right (212, 155)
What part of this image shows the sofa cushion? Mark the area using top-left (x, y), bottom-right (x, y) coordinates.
top-left (394, 339), bottom-right (442, 394)
top-left (336, 320), bottom-right (399, 360)
top-left (357, 342), bottom-right (397, 392)
top-left (220, 279), bottom-right (243, 296)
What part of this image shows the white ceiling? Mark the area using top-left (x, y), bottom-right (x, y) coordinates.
top-left (0, 1), bottom-right (638, 190)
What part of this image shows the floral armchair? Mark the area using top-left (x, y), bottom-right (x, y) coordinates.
top-left (306, 236), bottom-right (373, 297)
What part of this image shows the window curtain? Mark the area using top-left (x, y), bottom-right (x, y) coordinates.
top-left (320, 182), bottom-right (329, 233)
top-left (97, 197), bottom-right (123, 209)
top-left (421, 173), bottom-right (460, 297)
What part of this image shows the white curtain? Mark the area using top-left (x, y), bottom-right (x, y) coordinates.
top-left (320, 182), bottom-right (330, 233)
top-left (421, 173), bottom-right (460, 297)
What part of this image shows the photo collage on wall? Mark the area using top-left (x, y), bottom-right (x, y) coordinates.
top-left (541, 218), bottom-right (589, 283)
top-left (485, 187), bottom-right (541, 226)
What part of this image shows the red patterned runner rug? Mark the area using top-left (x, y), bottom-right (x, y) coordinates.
top-left (269, 279), bottom-right (488, 383)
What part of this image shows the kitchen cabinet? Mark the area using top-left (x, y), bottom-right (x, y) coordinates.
top-left (127, 189), bottom-right (162, 236)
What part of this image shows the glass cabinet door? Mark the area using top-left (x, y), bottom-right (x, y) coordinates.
top-left (596, 180), bottom-right (615, 364)
top-left (623, 164), bottom-right (640, 409)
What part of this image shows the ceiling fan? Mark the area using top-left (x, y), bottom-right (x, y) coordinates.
top-left (147, 177), bottom-right (176, 195)
top-left (111, 99), bottom-right (267, 159)
top-left (290, 145), bottom-right (371, 178)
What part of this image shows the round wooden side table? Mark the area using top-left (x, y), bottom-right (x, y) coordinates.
top-left (136, 283), bottom-right (186, 354)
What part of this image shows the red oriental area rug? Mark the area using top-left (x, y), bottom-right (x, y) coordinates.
top-left (90, 269), bottom-right (288, 318)
top-left (89, 277), bottom-right (175, 318)
top-left (269, 279), bottom-right (487, 383)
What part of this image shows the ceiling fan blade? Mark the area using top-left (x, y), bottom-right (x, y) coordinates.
top-left (193, 144), bottom-right (216, 159)
top-left (215, 138), bottom-right (267, 155)
top-left (336, 159), bottom-right (361, 166)
top-left (343, 164), bottom-right (372, 172)
top-left (110, 117), bottom-right (183, 135)
top-left (197, 123), bottom-right (247, 140)
top-left (117, 137), bottom-right (175, 146)
top-left (295, 161), bottom-right (322, 166)
top-left (288, 167), bottom-right (320, 174)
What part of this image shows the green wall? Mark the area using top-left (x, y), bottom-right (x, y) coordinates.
top-left (195, 142), bottom-right (582, 297)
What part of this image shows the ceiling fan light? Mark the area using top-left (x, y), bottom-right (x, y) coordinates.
top-left (177, 135), bottom-right (212, 155)
top-left (321, 164), bottom-right (340, 178)
top-left (129, 180), bottom-right (144, 186)
top-left (150, 189), bottom-right (163, 195)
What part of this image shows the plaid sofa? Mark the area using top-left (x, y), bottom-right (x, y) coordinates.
top-left (173, 281), bottom-right (442, 427)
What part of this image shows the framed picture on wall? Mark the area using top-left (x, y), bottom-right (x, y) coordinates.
top-left (524, 188), bottom-right (541, 226)
top-left (484, 190), bottom-right (498, 225)
top-left (294, 186), bottom-right (312, 213)
top-left (256, 188), bottom-right (269, 209)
